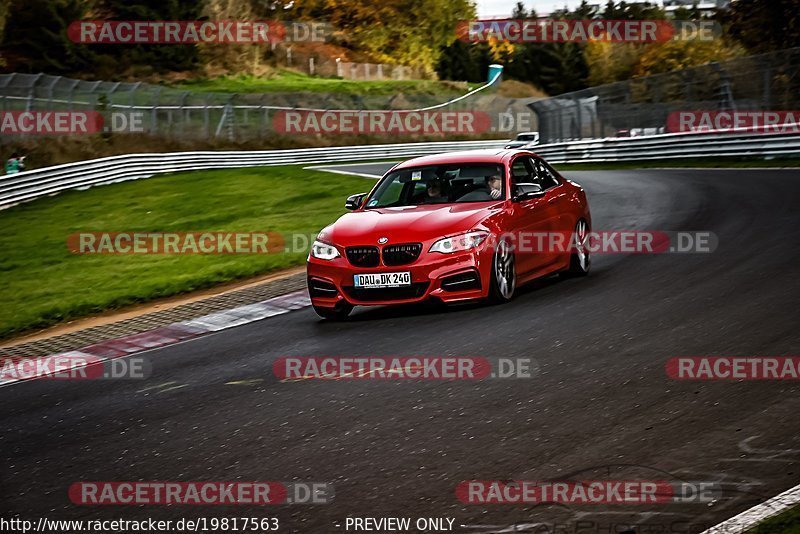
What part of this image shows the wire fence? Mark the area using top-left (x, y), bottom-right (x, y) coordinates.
top-left (272, 44), bottom-right (431, 80)
top-left (6, 48), bottom-right (797, 145)
top-left (529, 47), bottom-right (800, 143)
top-left (0, 71), bottom-right (533, 142)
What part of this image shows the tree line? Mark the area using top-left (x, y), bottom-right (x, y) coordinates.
top-left (438, 0), bottom-right (800, 94)
top-left (0, 0), bottom-right (798, 94)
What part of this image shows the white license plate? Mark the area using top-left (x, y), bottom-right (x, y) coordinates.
top-left (354, 272), bottom-right (411, 288)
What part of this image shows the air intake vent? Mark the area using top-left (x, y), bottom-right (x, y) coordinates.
top-left (441, 270), bottom-right (481, 292)
top-left (308, 278), bottom-right (338, 298)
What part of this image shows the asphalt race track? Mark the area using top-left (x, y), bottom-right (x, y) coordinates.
top-left (2, 166), bottom-right (800, 533)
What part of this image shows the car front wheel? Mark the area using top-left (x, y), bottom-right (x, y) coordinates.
top-left (489, 238), bottom-right (516, 303)
top-left (563, 219), bottom-right (590, 277)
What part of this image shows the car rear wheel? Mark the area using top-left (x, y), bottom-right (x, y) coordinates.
top-left (563, 219), bottom-right (590, 277)
top-left (313, 303), bottom-right (353, 321)
top-left (489, 238), bottom-right (516, 303)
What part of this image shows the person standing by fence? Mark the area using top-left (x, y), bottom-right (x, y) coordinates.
top-left (5, 153), bottom-right (25, 174)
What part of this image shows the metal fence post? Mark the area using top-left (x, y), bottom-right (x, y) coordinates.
top-left (204, 95), bottom-right (211, 139)
top-left (151, 87), bottom-right (161, 134)
top-left (179, 91), bottom-right (189, 137)
top-left (128, 82), bottom-right (141, 132)
top-left (261, 94), bottom-right (268, 137)
top-left (28, 73), bottom-right (43, 113)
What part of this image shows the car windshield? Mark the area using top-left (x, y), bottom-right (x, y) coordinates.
top-left (516, 134), bottom-right (536, 141)
top-left (365, 163), bottom-right (505, 208)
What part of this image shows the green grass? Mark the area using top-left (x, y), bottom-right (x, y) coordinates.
top-left (174, 71), bottom-right (468, 95)
top-left (0, 166), bottom-right (371, 339)
top-left (750, 504), bottom-right (800, 533)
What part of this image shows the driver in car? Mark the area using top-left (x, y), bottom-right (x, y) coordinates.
top-left (424, 180), bottom-right (448, 203)
top-left (487, 175), bottom-right (503, 199)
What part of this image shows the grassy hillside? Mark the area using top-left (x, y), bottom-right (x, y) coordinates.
top-left (0, 165), bottom-right (370, 339)
top-left (174, 71), bottom-right (472, 95)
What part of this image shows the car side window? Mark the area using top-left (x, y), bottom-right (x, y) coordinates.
top-left (533, 158), bottom-right (560, 190)
top-left (510, 156), bottom-right (534, 185)
top-left (370, 181), bottom-right (405, 207)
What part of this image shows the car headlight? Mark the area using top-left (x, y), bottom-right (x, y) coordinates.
top-left (310, 240), bottom-right (341, 260)
top-left (429, 231), bottom-right (489, 254)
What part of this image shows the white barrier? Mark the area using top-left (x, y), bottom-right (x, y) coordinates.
top-left (2, 129), bottom-right (799, 210)
top-left (535, 128), bottom-right (800, 163)
top-left (0, 140), bottom-right (506, 209)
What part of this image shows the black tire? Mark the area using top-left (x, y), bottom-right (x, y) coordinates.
top-left (562, 219), bottom-right (590, 278)
top-left (313, 303), bottom-right (353, 320)
top-left (489, 238), bottom-right (516, 303)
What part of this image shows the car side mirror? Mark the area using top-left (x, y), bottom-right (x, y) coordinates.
top-left (512, 183), bottom-right (545, 201)
top-left (345, 193), bottom-right (367, 210)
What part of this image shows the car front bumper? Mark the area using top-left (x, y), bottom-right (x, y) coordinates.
top-left (307, 247), bottom-right (494, 309)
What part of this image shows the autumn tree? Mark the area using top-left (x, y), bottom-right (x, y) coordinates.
top-left (2, 0), bottom-right (94, 72)
top-left (94, 0), bottom-right (202, 73)
top-left (288, 0), bottom-right (475, 73)
top-left (0, 0), bottom-right (8, 67)
top-left (198, 0), bottom-right (266, 76)
top-left (721, 0), bottom-right (800, 54)
top-left (632, 33), bottom-right (744, 77)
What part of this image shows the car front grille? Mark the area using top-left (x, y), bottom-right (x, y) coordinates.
top-left (382, 243), bottom-right (422, 266)
top-left (343, 282), bottom-right (429, 302)
top-left (346, 246), bottom-right (380, 267)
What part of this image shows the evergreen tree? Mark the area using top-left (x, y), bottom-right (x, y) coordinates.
top-left (3, 0), bottom-right (93, 73)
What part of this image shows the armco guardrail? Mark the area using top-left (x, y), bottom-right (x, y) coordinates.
top-left (0, 140), bottom-right (506, 209)
top-left (2, 130), bottom-right (799, 210)
top-left (535, 128), bottom-right (800, 164)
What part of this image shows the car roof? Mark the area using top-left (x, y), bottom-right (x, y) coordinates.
top-left (393, 149), bottom-right (537, 169)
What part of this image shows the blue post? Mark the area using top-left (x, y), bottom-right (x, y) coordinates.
top-left (488, 64), bottom-right (504, 88)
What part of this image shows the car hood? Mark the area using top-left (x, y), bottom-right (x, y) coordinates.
top-left (320, 203), bottom-right (502, 246)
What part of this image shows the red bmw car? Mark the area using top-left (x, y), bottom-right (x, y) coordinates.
top-left (307, 149), bottom-right (591, 320)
